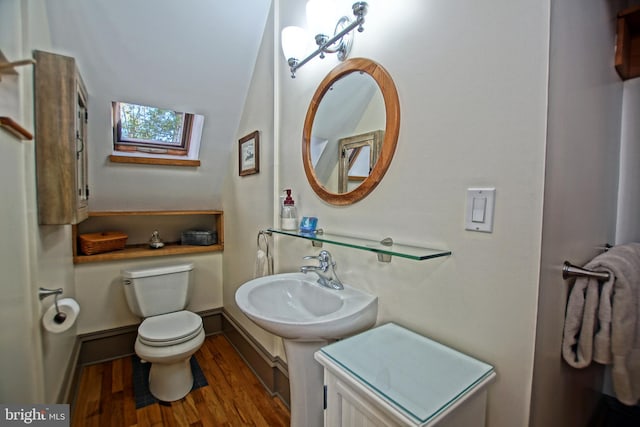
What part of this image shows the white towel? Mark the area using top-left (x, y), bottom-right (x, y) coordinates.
top-left (562, 274), bottom-right (600, 368)
top-left (562, 243), bottom-right (640, 405)
top-left (254, 231), bottom-right (274, 278)
top-left (254, 249), bottom-right (273, 278)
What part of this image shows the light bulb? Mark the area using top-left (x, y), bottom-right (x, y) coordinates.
top-left (281, 26), bottom-right (309, 61)
top-left (306, 0), bottom-right (338, 40)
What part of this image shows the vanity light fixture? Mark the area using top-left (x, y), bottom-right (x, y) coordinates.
top-left (281, 1), bottom-right (368, 78)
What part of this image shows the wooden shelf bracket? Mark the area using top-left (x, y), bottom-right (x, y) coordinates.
top-left (0, 50), bottom-right (35, 81)
top-left (0, 50), bottom-right (35, 141)
top-left (0, 117), bottom-right (33, 141)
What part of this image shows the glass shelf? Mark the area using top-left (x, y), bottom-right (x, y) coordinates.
top-left (268, 228), bottom-right (451, 261)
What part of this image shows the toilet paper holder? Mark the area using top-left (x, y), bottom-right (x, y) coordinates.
top-left (38, 287), bottom-right (66, 324)
top-left (39, 287), bottom-right (62, 300)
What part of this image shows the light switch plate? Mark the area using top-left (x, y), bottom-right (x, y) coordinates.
top-left (465, 188), bottom-right (495, 232)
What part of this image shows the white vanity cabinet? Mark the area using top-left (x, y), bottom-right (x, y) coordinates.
top-left (314, 323), bottom-right (495, 427)
top-left (34, 50), bottom-right (89, 225)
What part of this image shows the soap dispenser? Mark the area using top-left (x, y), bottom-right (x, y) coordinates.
top-left (280, 189), bottom-right (298, 230)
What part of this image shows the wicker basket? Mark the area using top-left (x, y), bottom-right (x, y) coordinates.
top-left (79, 231), bottom-right (128, 255)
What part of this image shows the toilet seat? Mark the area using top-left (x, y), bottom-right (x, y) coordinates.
top-left (138, 310), bottom-right (203, 347)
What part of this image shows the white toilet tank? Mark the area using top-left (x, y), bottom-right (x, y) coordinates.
top-left (122, 263), bottom-right (194, 317)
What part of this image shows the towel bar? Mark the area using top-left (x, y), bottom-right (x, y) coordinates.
top-left (562, 261), bottom-right (611, 281)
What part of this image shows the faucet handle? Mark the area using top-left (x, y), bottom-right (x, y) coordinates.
top-left (303, 254), bottom-right (320, 260)
top-left (318, 250), bottom-right (333, 262)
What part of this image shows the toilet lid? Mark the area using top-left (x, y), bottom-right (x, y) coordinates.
top-left (138, 310), bottom-right (203, 346)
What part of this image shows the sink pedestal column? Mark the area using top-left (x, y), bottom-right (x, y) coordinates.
top-left (284, 339), bottom-right (330, 427)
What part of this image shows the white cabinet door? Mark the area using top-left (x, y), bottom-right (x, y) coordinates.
top-left (325, 370), bottom-right (402, 427)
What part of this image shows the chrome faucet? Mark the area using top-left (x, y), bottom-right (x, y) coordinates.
top-left (300, 250), bottom-right (344, 290)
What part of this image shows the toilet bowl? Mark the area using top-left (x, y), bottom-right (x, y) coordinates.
top-left (122, 263), bottom-right (205, 402)
top-left (135, 310), bottom-right (205, 401)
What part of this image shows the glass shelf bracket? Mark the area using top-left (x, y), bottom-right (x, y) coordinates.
top-left (268, 228), bottom-right (451, 263)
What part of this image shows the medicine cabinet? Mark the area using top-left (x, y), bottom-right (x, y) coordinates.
top-left (34, 50), bottom-right (89, 224)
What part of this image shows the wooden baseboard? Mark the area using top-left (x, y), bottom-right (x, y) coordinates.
top-left (66, 309), bottom-right (223, 406)
top-left (67, 308), bottom-right (290, 407)
top-left (76, 308), bottom-right (224, 365)
top-left (59, 337), bottom-right (82, 404)
top-left (221, 310), bottom-right (290, 407)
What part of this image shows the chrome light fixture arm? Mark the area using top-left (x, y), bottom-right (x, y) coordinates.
top-left (288, 2), bottom-right (368, 78)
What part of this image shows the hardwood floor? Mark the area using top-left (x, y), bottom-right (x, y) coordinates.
top-left (71, 334), bottom-right (290, 426)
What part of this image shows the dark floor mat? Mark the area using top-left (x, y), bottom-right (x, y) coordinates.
top-left (132, 355), bottom-right (207, 409)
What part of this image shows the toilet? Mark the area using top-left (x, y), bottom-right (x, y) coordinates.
top-left (122, 263), bottom-right (205, 402)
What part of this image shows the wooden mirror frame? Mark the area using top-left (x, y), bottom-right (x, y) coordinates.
top-left (302, 58), bottom-right (400, 205)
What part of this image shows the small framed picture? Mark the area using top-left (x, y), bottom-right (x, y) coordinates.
top-left (239, 131), bottom-right (260, 176)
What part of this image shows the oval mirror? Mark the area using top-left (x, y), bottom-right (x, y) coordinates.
top-left (303, 58), bottom-right (400, 205)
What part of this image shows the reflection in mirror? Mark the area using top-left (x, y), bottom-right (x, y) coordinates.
top-left (338, 130), bottom-right (383, 193)
top-left (303, 58), bottom-right (400, 206)
top-left (310, 72), bottom-right (385, 193)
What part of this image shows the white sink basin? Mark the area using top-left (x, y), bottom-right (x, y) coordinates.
top-left (236, 272), bottom-right (378, 427)
top-left (235, 272), bottom-right (378, 340)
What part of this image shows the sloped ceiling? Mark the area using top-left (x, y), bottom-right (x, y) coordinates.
top-left (44, 0), bottom-right (271, 209)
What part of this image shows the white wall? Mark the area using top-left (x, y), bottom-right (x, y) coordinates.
top-left (0, 0), bottom-right (234, 403)
top-left (221, 3), bottom-right (280, 355)
top-left (224, 1), bottom-right (550, 426)
top-left (0, 1), bottom-right (38, 403)
top-left (74, 254), bottom-right (222, 334)
top-left (616, 79), bottom-right (640, 244)
top-left (36, 1), bottom-right (270, 339)
top-left (44, 0), bottom-right (271, 211)
top-left (0, 0), bottom-right (80, 403)
top-left (40, 1), bottom-right (271, 338)
top-left (612, 2), bottom-right (640, 406)
top-left (3, 1), bottom-right (632, 420)
top-left (0, 51), bottom-right (43, 402)
top-left (530, 0), bottom-right (625, 425)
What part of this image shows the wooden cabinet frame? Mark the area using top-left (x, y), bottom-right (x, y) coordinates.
top-left (34, 50), bottom-right (89, 224)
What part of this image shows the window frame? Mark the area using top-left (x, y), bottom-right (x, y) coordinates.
top-left (110, 101), bottom-right (204, 166)
top-left (111, 101), bottom-right (194, 156)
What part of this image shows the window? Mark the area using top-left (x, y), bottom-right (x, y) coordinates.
top-left (111, 101), bottom-right (204, 166)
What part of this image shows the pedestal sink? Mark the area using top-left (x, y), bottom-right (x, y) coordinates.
top-left (235, 272), bottom-right (378, 427)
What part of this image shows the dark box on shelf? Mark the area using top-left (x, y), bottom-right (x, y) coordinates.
top-left (181, 229), bottom-right (217, 246)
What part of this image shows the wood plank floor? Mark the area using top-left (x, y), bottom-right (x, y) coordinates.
top-left (71, 334), bottom-right (290, 427)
